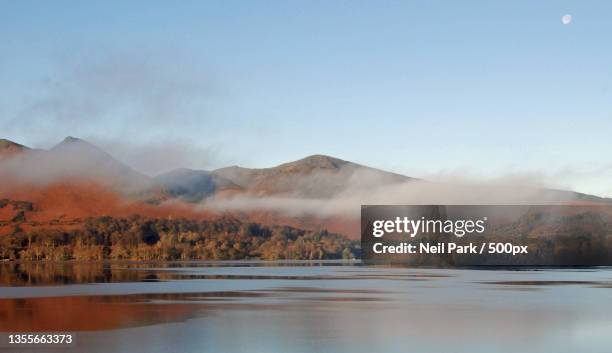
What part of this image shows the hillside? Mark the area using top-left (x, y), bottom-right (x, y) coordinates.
top-left (0, 139), bottom-right (29, 159)
top-left (0, 136), bottom-right (610, 243)
top-left (213, 154), bottom-right (414, 198)
top-left (152, 168), bottom-right (242, 202)
top-left (0, 137), bottom-right (152, 195)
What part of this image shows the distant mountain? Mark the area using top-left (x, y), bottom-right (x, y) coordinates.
top-left (48, 136), bottom-right (150, 190)
top-left (1, 136), bottom-right (611, 241)
top-left (1, 136), bottom-right (610, 211)
top-left (213, 154), bottom-right (415, 198)
top-left (152, 168), bottom-right (241, 202)
top-left (0, 139), bottom-right (29, 159)
top-left (0, 136), bottom-right (151, 195)
top-left (535, 188), bottom-right (611, 204)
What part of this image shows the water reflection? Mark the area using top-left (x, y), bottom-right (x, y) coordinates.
top-left (1, 263), bottom-right (612, 353)
top-left (0, 262), bottom-right (450, 286)
top-left (0, 294), bottom-right (205, 331)
top-left (480, 280), bottom-right (608, 286)
top-left (0, 286), bottom-right (388, 331)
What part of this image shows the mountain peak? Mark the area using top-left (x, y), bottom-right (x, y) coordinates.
top-left (0, 139), bottom-right (26, 149)
top-left (52, 136), bottom-right (102, 153)
top-left (297, 154), bottom-right (346, 166)
top-left (40, 136), bottom-right (151, 194)
top-left (276, 154), bottom-right (349, 172)
top-left (57, 136), bottom-right (94, 147)
top-left (62, 136), bottom-right (83, 144)
top-left (0, 139), bottom-right (29, 158)
top-left (211, 154), bottom-right (414, 198)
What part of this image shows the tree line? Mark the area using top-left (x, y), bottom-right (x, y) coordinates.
top-left (0, 215), bottom-right (359, 261)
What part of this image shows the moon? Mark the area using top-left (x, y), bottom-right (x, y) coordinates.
top-left (561, 14), bottom-right (572, 25)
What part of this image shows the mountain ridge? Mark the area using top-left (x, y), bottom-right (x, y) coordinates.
top-left (1, 136), bottom-right (611, 241)
top-left (1, 137), bottom-right (610, 203)
top-left (0, 137), bottom-right (151, 195)
top-left (152, 168), bottom-right (241, 202)
top-left (212, 154), bottom-right (415, 198)
top-left (0, 139), bottom-right (30, 159)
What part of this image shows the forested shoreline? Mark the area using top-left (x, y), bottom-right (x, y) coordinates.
top-left (0, 216), bottom-right (359, 261)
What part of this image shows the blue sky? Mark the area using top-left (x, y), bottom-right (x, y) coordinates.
top-left (1, 1), bottom-right (611, 196)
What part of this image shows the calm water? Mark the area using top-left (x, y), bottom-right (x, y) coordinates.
top-left (1, 262), bottom-right (612, 353)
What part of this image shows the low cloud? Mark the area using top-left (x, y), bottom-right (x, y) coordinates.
top-left (202, 168), bottom-right (591, 219)
top-left (90, 138), bottom-right (221, 176)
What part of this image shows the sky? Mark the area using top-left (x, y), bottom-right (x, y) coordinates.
top-left (1, 1), bottom-right (611, 197)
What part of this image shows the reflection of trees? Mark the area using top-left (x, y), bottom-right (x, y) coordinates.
top-left (0, 262), bottom-right (145, 286)
top-left (0, 293), bottom-right (210, 331)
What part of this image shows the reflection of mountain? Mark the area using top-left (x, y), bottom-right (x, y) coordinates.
top-left (0, 136), bottom-right (610, 242)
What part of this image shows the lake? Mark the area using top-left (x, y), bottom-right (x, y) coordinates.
top-left (1, 262), bottom-right (612, 353)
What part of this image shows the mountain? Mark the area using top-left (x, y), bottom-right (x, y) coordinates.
top-left (213, 154), bottom-right (414, 198)
top-left (1, 136), bottom-right (610, 241)
top-left (2, 138), bottom-right (610, 206)
top-left (47, 136), bottom-right (151, 193)
top-left (0, 139), bottom-right (29, 160)
top-left (152, 168), bottom-right (241, 202)
top-left (0, 137), bottom-right (151, 195)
